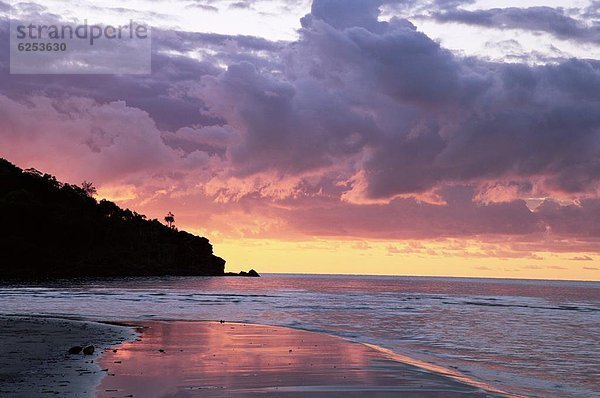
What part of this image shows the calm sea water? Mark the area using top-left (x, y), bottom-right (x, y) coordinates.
top-left (0, 275), bottom-right (598, 397)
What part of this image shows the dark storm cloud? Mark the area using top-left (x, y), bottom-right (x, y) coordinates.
top-left (201, 60), bottom-right (380, 175)
top-left (192, 5), bottom-right (600, 198)
top-left (363, 59), bottom-right (600, 197)
top-left (432, 6), bottom-right (600, 44)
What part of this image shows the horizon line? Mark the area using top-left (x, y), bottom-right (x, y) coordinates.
top-left (255, 272), bottom-right (600, 283)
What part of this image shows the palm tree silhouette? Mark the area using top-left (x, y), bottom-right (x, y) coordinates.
top-left (81, 181), bottom-right (97, 197)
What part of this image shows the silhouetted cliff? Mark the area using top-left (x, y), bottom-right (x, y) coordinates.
top-left (0, 158), bottom-right (226, 278)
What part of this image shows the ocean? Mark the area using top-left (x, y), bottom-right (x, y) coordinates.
top-left (0, 274), bottom-right (598, 397)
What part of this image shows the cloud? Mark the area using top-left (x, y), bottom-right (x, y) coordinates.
top-left (0, 95), bottom-right (181, 184)
top-left (0, 19), bottom-right (277, 131)
top-left (195, 60), bottom-right (379, 176)
top-left (2, 0), bottom-right (600, 255)
top-left (352, 241), bottom-right (372, 250)
top-left (584, 1), bottom-right (600, 20)
top-left (186, 2), bottom-right (219, 12)
top-left (5, 2), bottom-right (599, 200)
top-left (190, 4), bottom-right (600, 199)
top-left (305, 0), bottom-right (388, 33)
top-left (431, 7), bottom-right (600, 44)
top-left (536, 199), bottom-right (600, 238)
top-left (284, 185), bottom-right (544, 239)
top-left (382, 0), bottom-right (476, 16)
top-left (569, 255), bottom-right (594, 261)
top-left (162, 125), bottom-right (239, 157)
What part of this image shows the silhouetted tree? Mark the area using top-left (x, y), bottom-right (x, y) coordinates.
top-left (164, 211), bottom-right (175, 229)
top-left (81, 181), bottom-right (97, 197)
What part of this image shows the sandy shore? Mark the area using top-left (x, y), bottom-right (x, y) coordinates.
top-left (97, 321), bottom-right (505, 397)
top-left (0, 317), bottom-right (507, 397)
top-left (0, 316), bottom-right (136, 397)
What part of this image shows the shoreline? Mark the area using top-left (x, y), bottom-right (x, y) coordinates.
top-left (107, 320), bottom-right (518, 397)
top-left (0, 315), bottom-right (509, 397)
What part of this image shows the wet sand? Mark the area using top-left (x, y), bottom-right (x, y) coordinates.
top-left (0, 317), bottom-right (508, 397)
top-left (97, 321), bottom-right (505, 397)
top-left (0, 316), bottom-right (136, 397)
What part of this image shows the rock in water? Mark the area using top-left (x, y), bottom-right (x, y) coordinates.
top-left (83, 345), bottom-right (95, 355)
top-left (247, 269), bottom-right (260, 277)
top-left (68, 346), bottom-right (83, 355)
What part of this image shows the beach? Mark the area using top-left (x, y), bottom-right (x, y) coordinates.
top-left (0, 316), bottom-right (503, 397)
top-left (0, 316), bottom-right (136, 397)
top-left (0, 276), bottom-right (597, 397)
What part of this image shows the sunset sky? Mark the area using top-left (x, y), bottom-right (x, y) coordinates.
top-left (2, 0), bottom-right (600, 280)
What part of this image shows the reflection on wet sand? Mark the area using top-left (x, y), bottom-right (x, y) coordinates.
top-left (97, 321), bottom-right (498, 397)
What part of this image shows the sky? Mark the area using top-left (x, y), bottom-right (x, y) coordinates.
top-left (1, 0), bottom-right (600, 280)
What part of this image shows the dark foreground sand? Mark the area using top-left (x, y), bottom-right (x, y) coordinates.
top-left (0, 317), bottom-right (509, 397)
top-left (0, 316), bottom-right (136, 397)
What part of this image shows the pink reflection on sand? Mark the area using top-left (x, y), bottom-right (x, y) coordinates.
top-left (97, 321), bottom-right (496, 397)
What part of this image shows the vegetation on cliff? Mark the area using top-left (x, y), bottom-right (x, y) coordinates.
top-left (0, 158), bottom-right (226, 278)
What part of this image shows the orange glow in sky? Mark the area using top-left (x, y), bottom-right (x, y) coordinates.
top-left (213, 238), bottom-right (600, 281)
